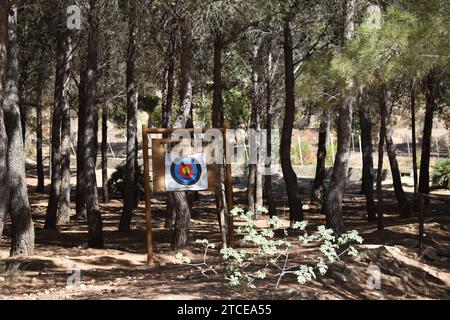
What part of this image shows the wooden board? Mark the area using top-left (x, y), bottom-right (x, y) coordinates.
top-left (151, 138), bottom-right (220, 192)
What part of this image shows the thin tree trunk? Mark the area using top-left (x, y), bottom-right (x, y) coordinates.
top-left (101, 103), bottom-right (109, 203)
top-left (359, 102), bottom-right (376, 222)
top-left (212, 33), bottom-right (224, 129)
top-left (419, 70), bottom-right (437, 197)
top-left (0, 1), bottom-right (10, 239)
top-left (376, 81), bottom-right (387, 231)
top-left (312, 110), bottom-right (329, 203)
top-left (172, 17), bottom-right (193, 249)
top-left (247, 42), bottom-right (261, 218)
top-left (75, 62), bottom-right (87, 220)
top-left (162, 31), bottom-right (176, 230)
top-left (281, 20), bottom-right (303, 223)
top-left (385, 119), bottom-right (410, 217)
top-left (44, 24), bottom-right (68, 230)
top-left (4, 8), bottom-right (35, 256)
top-left (211, 31), bottom-right (229, 241)
top-left (82, 0), bottom-right (103, 247)
top-left (264, 45), bottom-right (276, 217)
top-left (410, 83), bottom-right (418, 205)
top-left (57, 35), bottom-right (73, 225)
top-left (162, 28), bottom-right (175, 129)
top-left (36, 53), bottom-right (45, 193)
top-left (324, 0), bottom-right (355, 236)
top-left (119, 0), bottom-right (138, 232)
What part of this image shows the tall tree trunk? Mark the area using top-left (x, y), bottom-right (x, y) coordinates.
top-left (75, 62), bottom-right (87, 220)
top-left (419, 70), bottom-right (437, 197)
top-left (359, 101), bottom-right (376, 222)
top-left (247, 42), bottom-right (261, 218)
top-left (162, 28), bottom-right (175, 129)
top-left (385, 117), bottom-right (410, 217)
top-left (376, 81), bottom-right (387, 231)
top-left (324, 0), bottom-right (355, 236)
top-left (36, 53), bottom-right (45, 193)
top-left (312, 110), bottom-right (329, 203)
top-left (264, 44), bottom-right (276, 217)
top-left (162, 31), bottom-right (176, 230)
top-left (171, 18), bottom-right (193, 249)
top-left (44, 24), bottom-right (69, 230)
top-left (119, 0), bottom-right (138, 232)
top-left (212, 33), bottom-right (224, 129)
top-left (410, 83), bottom-right (418, 205)
top-left (4, 8), bottom-right (35, 256)
top-left (281, 20), bottom-right (303, 223)
top-left (57, 35), bottom-right (73, 225)
top-left (211, 31), bottom-right (229, 243)
top-left (101, 103), bottom-right (109, 203)
top-left (44, 13), bottom-right (71, 230)
top-left (0, 1), bottom-right (10, 239)
top-left (82, 0), bottom-right (103, 247)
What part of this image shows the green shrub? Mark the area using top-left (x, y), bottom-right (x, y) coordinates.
top-left (432, 158), bottom-right (450, 189)
top-left (108, 162), bottom-right (145, 198)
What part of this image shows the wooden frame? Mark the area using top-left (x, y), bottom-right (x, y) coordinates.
top-left (142, 125), bottom-right (234, 265)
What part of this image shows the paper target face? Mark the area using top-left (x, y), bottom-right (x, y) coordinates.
top-left (165, 152), bottom-right (208, 191)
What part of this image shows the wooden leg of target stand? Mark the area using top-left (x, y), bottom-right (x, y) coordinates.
top-left (418, 193), bottom-right (425, 249)
top-left (224, 126), bottom-right (234, 248)
top-left (142, 125), bottom-right (154, 266)
top-left (225, 162), bottom-right (234, 247)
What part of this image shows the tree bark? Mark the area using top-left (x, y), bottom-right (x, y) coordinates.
top-left (171, 17), bottom-right (193, 249)
top-left (212, 33), bottom-right (224, 129)
top-left (281, 20), bottom-right (303, 223)
top-left (119, 0), bottom-right (138, 232)
top-left (162, 27), bottom-right (175, 129)
top-left (312, 110), bottom-right (329, 203)
top-left (82, 0), bottom-right (103, 247)
top-left (75, 62), bottom-right (87, 220)
top-left (36, 53), bottom-right (45, 193)
top-left (0, 1), bottom-right (10, 239)
top-left (211, 31), bottom-right (229, 243)
top-left (162, 31), bottom-right (176, 229)
top-left (385, 117), bottom-right (410, 217)
top-left (101, 103), bottom-right (109, 203)
top-left (4, 8), bottom-right (35, 256)
top-left (358, 102), bottom-right (376, 222)
top-left (44, 24), bottom-right (68, 230)
top-left (57, 34), bottom-right (73, 225)
top-left (247, 42), bottom-right (262, 218)
top-left (410, 83), bottom-right (418, 205)
top-left (324, 0), bottom-right (355, 236)
top-left (376, 81), bottom-right (387, 231)
top-left (264, 44), bottom-right (276, 217)
top-left (419, 70), bottom-right (437, 197)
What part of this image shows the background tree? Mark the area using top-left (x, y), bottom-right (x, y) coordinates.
top-left (3, 6), bottom-right (35, 255)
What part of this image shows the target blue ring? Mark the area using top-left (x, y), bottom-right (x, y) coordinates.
top-left (170, 157), bottom-right (202, 186)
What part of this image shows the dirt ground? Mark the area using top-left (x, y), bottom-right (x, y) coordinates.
top-left (0, 173), bottom-right (449, 300)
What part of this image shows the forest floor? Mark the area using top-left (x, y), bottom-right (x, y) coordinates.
top-left (0, 174), bottom-right (449, 300)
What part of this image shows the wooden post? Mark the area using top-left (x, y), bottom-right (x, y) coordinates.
top-left (418, 193), bottom-right (424, 249)
top-left (224, 126), bottom-right (234, 247)
top-left (142, 124), bottom-right (154, 265)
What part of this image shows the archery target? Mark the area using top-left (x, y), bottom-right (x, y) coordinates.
top-left (165, 152), bottom-right (208, 191)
